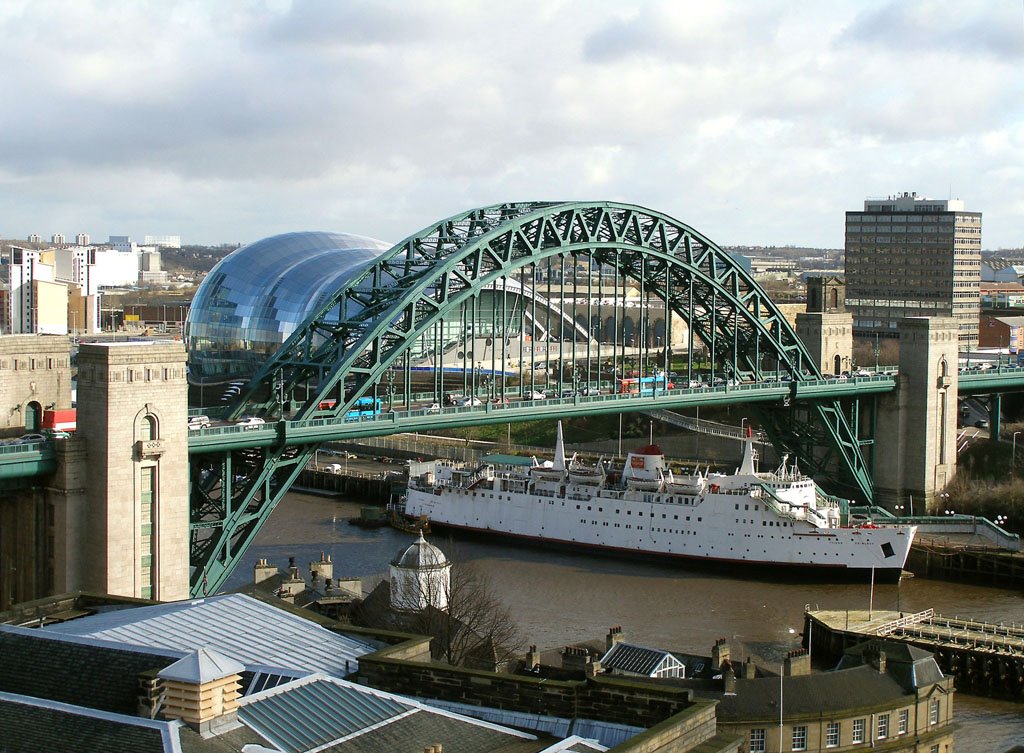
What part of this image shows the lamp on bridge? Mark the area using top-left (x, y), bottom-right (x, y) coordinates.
top-left (996, 514), bottom-right (1009, 529)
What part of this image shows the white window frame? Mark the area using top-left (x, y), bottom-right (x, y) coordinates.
top-left (898, 708), bottom-right (909, 734)
top-left (852, 718), bottom-right (865, 743)
top-left (792, 725), bottom-right (807, 751)
top-left (929, 698), bottom-right (940, 725)
top-left (749, 728), bottom-right (766, 753)
top-left (877, 713), bottom-right (889, 739)
top-left (825, 721), bottom-right (840, 748)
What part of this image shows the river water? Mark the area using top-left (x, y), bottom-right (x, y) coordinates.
top-left (224, 492), bottom-right (1024, 753)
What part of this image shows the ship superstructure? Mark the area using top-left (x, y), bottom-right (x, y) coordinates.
top-left (403, 424), bottom-right (916, 575)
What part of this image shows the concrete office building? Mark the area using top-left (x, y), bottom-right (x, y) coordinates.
top-left (845, 192), bottom-right (981, 350)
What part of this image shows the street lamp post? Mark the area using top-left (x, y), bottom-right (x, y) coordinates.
top-left (1014, 431), bottom-right (1021, 475)
top-left (740, 417), bottom-right (748, 436)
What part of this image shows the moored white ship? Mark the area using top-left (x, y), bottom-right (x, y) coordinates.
top-left (403, 423), bottom-right (917, 577)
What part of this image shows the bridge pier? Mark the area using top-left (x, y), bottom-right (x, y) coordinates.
top-left (873, 317), bottom-right (959, 511)
top-left (988, 392), bottom-right (1002, 440)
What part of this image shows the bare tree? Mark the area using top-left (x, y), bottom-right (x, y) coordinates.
top-left (353, 543), bottom-right (523, 669)
top-left (411, 558), bottom-right (523, 668)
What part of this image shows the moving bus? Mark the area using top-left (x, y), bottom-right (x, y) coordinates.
top-left (344, 397), bottom-right (381, 421)
top-left (616, 375), bottom-right (674, 396)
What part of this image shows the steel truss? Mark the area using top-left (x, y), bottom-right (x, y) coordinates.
top-left (189, 202), bottom-right (872, 596)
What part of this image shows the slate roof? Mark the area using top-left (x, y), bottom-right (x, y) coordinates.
top-left (836, 639), bottom-right (946, 690)
top-left (601, 642), bottom-right (678, 676)
top-left (42, 592), bottom-right (376, 677)
top-left (0, 626), bottom-right (178, 713)
top-left (0, 692), bottom-right (173, 753)
top-left (713, 665), bottom-right (913, 720)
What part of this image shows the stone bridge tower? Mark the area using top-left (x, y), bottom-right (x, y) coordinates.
top-left (872, 318), bottom-right (959, 510)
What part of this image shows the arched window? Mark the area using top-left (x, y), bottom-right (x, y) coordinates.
top-left (834, 355), bottom-right (842, 375)
top-left (141, 415), bottom-right (158, 441)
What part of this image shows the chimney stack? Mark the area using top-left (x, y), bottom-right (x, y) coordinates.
top-left (253, 558), bottom-right (277, 585)
top-left (722, 661), bottom-right (736, 695)
top-left (606, 625), bottom-right (625, 652)
top-left (783, 648), bottom-right (810, 677)
top-left (526, 644), bottom-right (541, 670)
top-left (743, 657), bottom-right (757, 679)
top-left (711, 638), bottom-right (730, 670)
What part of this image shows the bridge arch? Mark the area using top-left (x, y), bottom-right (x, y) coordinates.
top-left (239, 202), bottom-right (866, 491)
top-left (192, 202), bottom-right (871, 596)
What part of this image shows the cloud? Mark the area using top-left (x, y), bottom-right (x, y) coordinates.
top-left (0, 0), bottom-right (1020, 248)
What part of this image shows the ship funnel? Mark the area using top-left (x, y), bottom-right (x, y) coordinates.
top-left (553, 421), bottom-right (566, 471)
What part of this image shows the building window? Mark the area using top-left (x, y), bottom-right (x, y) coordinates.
top-left (826, 722), bottom-right (840, 747)
top-left (749, 728), bottom-right (765, 752)
top-left (142, 414), bottom-right (157, 441)
top-left (878, 713), bottom-right (889, 739)
top-left (898, 708), bottom-right (909, 734)
top-left (140, 466), bottom-right (156, 599)
top-left (930, 746), bottom-right (939, 753)
top-left (792, 725), bottom-right (807, 751)
top-left (852, 717), bottom-right (865, 743)
top-left (930, 698), bottom-right (940, 725)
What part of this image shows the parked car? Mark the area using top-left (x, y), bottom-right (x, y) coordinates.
top-left (236, 416), bottom-right (266, 429)
top-left (16, 433), bottom-right (47, 444)
top-left (44, 429), bottom-right (71, 439)
top-left (188, 415), bottom-right (211, 430)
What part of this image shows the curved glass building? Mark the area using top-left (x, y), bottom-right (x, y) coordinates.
top-left (186, 231), bottom-right (393, 382)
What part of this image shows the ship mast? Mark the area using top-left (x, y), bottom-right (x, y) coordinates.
top-left (553, 420), bottom-right (567, 471)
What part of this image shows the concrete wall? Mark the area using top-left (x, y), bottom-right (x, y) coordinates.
top-left (872, 318), bottom-right (959, 509)
top-left (76, 341), bottom-right (190, 600)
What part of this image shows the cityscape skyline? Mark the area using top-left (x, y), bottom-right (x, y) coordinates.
top-left (1, 1), bottom-right (1021, 249)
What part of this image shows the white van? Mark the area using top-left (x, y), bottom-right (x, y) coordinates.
top-left (188, 415), bottom-right (211, 430)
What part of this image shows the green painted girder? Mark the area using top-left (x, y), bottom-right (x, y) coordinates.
top-left (190, 201), bottom-right (875, 596)
top-left (187, 377), bottom-right (896, 451)
top-left (958, 367), bottom-right (1024, 393)
top-left (0, 444), bottom-right (56, 480)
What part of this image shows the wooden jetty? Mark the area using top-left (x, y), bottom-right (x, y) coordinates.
top-left (806, 608), bottom-right (1024, 699)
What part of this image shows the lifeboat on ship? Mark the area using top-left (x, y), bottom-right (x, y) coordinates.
top-left (621, 444), bottom-right (667, 491)
top-left (666, 467), bottom-right (706, 494)
top-left (568, 456), bottom-right (605, 486)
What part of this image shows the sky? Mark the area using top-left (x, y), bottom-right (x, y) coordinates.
top-left (1, 0), bottom-right (1022, 249)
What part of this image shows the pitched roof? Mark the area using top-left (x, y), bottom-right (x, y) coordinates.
top-left (713, 665), bottom-right (912, 720)
top-left (0, 626), bottom-right (177, 713)
top-left (159, 647), bottom-right (246, 684)
top-left (239, 675), bottom-right (541, 753)
top-left (41, 593), bottom-right (376, 677)
top-left (601, 642), bottom-right (678, 676)
top-left (0, 692), bottom-right (173, 753)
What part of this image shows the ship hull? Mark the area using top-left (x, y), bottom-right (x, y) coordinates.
top-left (403, 485), bottom-right (916, 578)
top-left (419, 518), bottom-right (908, 582)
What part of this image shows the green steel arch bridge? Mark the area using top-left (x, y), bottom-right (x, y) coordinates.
top-left (5, 202), bottom-right (1023, 595)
